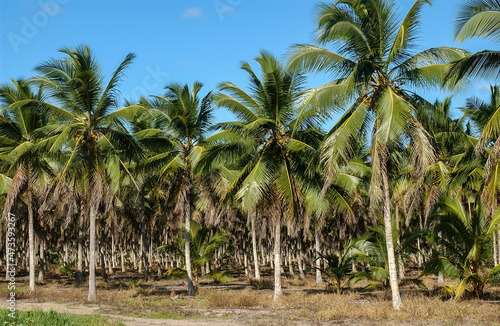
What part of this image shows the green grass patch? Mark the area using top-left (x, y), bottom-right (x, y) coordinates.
top-left (0, 309), bottom-right (123, 326)
top-left (0, 285), bottom-right (27, 291)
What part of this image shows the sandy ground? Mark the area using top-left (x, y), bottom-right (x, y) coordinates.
top-left (4, 299), bottom-right (498, 326)
top-left (6, 301), bottom-right (251, 326)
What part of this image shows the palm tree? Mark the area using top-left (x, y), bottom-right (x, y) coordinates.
top-left (450, 2), bottom-right (500, 265)
top-left (164, 221), bottom-right (228, 290)
top-left (315, 239), bottom-right (359, 294)
top-left (350, 226), bottom-right (425, 295)
top-left (461, 86), bottom-right (500, 214)
top-left (0, 79), bottom-right (54, 294)
top-left (287, 0), bottom-right (467, 309)
top-left (407, 97), bottom-right (474, 271)
top-left (448, 2), bottom-right (500, 223)
top-left (423, 197), bottom-right (500, 299)
top-left (460, 86), bottom-right (500, 265)
top-left (27, 45), bottom-right (144, 301)
top-left (139, 82), bottom-right (213, 296)
top-left (349, 226), bottom-right (394, 294)
top-left (198, 51), bottom-right (324, 300)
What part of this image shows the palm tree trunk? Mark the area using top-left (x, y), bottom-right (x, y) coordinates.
top-left (315, 223), bottom-right (322, 285)
top-left (497, 230), bottom-right (500, 265)
top-left (417, 213), bottom-right (423, 268)
top-left (66, 243), bottom-right (70, 263)
top-left (120, 240), bottom-right (126, 274)
top-left (107, 249), bottom-right (113, 275)
top-left (243, 241), bottom-right (249, 277)
top-left (185, 195), bottom-right (195, 296)
top-left (149, 235), bottom-right (153, 267)
top-left (138, 235), bottom-right (143, 273)
top-left (132, 245), bottom-right (137, 270)
top-left (288, 245), bottom-right (294, 276)
top-left (273, 217), bottom-right (282, 300)
top-left (88, 202), bottom-right (97, 302)
top-left (381, 167), bottom-right (403, 310)
top-left (437, 231), bottom-right (444, 284)
top-left (38, 235), bottom-right (45, 283)
top-left (24, 241), bottom-right (28, 273)
top-left (297, 239), bottom-right (305, 280)
top-left (494, 232), bottom-right (498, 266)
top-left (250, 211), bottom-right (260, 280)
top-left (395, 207), bottom-right (404, 279)
top-left (27, 189), bottom-right (35, 294)
top-left (111, 235), bottom-right (116, 268)
top-left (76, 211), bottom-right (84, 283)
top-left (99, 228), bottom-right (107, 282)
top-left (140, 187), bottom-right (148, 281)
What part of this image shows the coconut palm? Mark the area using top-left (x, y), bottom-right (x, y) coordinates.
top-left (26, 45), bottom-right (145, 301)
top-left (423, 197), bottom-right (500, 299)
top-left (461, 86), bottom-right (500, 215)
top-left (138, 82), bottom-right (213, 296)
top-left (198, 50), bottom-right (324, 300)
top-left (315, 239), bottom-right (359, 294)
top-left (287, 0), bottom-right (467, 309)
top-left (460, 86), bottom-right (500, 265)
top-left (450, 0), bottom-right (500, 224)
top-left (163, 221), bottom-right (228, 290)
top-left (448, 1), bottom-right (500, 222)
top-left (350, 226), bottom-right (426, 295)
top-left (0, 79), bottom-right (55, 294)
top-left (349, 226), bottom-right (393, 293)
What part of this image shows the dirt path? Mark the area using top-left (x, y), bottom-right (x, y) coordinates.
top-left (5, 301), bottom-right (250, 326)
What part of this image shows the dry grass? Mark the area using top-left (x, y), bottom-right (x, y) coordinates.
top-left (275, 291), bottom-right (500, 324)
top-left (197, 288), bottom-right (272, 308)
top-left (3, 272), bottom-right (500, 325)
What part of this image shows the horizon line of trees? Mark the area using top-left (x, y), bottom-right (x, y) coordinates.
top-left (0, 0), bottom-right (499, 310)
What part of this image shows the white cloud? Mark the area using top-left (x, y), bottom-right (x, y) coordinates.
top-left (182, 7), bottom-right (202, 18)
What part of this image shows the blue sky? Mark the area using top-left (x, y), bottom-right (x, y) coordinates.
top-left (0, 0), bottom-right (495, 125)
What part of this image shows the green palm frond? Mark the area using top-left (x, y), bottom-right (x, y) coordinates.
top-left (422, 256), bottom-right (462, 279)
top-left (455, 0), bottom-right (500, 44)
top-left (286, 44), bottom-right (354, 77)
top-left (96, 52), bottom-right (136, 116)
top-left (104, 105), bottom-right (150, 124)
top-left (446, 50), bottom-right (500, 84)
top-left (321, 99), bottom-right (369, 173)
top-left (388, 0), bottom-right (432, 62)
top-left (236, 153), bottom-right (273, 212)
top-left (0, 174), bottom-right (12, 195)
top-left (375, 87), bottom-right (411, 144)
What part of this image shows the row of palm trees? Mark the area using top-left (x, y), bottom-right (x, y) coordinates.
top-left (0, 0), bottom-right (499, 310)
